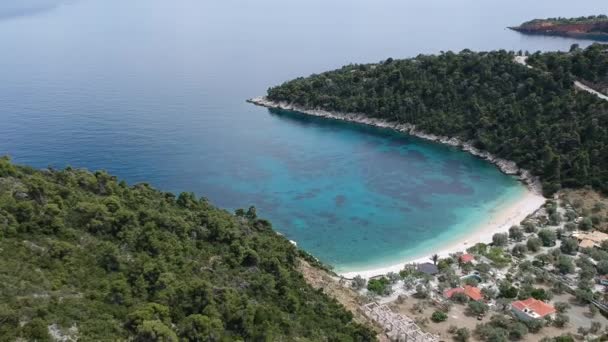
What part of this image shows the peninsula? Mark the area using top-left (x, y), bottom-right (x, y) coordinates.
top-left (249, 44), bottom-right (608, 276)
top-left (255, 45), bottom-right (608, 196)
top-left (509, 15), bottom-right (608, 41)
top-left (245, 44), bottom-right (608, 341)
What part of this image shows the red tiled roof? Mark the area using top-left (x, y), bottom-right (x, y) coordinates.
top-left (444, 287), bottom-right (464, 298)
top-left (444, 286), bottom-right (483, 301)
top-left (512, 298), bottom-right (556, 317)
top-left (460, 254), bottom-right (475, 263)
top-left (463, 285), bottom-right (483, 301)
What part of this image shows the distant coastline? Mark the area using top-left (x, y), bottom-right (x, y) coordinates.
top-left (248, 96), bottom-right (547, 278)
top-left (509, 15), bottom-right (608, 41)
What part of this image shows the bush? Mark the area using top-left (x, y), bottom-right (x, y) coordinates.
top-left (579, 217), bottom-right (593, 231)
top-left (509, 225), bottom-right (524, 241)
top-left (538, 229), bottom-right (556, 247)
top-left (524, 318), bottom-right (544, 333)
top-left (531, 288), bottom-right (552, 301)
top-left (414, 284), bottom-right (429, 299)
top-left (467, 301), bottom-right (489, 316)
top-left (597, 260), bottom-right (608, 274)
top-left (556, 255), bottom-right (575, 274)
top-left (454, 327), bottom-right (470, 342)
top-left (499, 282), bottom-right (518, 299)
top-left (527, 237), bottom-right (542, 252)
top-left (367, 277), bottom-right (392, 296)
top-left (492, 233), bottom-right (509, 246)
top-left (431, 310), bottom-right (448, 322)
top-left (451, 291), bottom-right (469, 304)
top-left (522, 222), bottom-right (537, 233)
top-left (351, 275), bottom-right (366, 290)
top-left (559, 238), bottom-right (578, 255)
top-left (386, 272), bottom-right (400, 284)
top-left (553, 313), bottom-right (569, 328)
top-left (554, 302), bottom-right (570, 313)
top-left (512, 244), bottom-right (528, 257)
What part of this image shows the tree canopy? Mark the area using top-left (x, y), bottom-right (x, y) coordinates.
top-left (0, 157), bottom-right (375, 341)
top-left (267, 45), bottom-right (608, 195)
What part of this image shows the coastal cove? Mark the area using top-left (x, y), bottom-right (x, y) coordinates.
top-left (0, 0), bottom-right (602, 281)
top-left (248, 97), bottom-right (546, 277)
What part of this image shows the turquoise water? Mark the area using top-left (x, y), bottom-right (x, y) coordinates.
top-left (0, 0), bottom-right (603, 272)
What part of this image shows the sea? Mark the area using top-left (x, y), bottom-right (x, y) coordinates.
top-left (0, 0), bottom-right (604, 273)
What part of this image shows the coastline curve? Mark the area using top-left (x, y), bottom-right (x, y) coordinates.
top-left (247, 96), bottom-right (547, 278)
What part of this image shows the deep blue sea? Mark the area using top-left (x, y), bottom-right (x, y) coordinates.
top-left (0, 0), bottom-right (604, 273)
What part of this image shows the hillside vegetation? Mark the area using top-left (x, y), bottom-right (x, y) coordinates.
top-left (0, 157), bottom-right (375, 341)
top-left (528, 43), bottom-right (608, 95)
top-left (266, 45), bottom-right (608, 195)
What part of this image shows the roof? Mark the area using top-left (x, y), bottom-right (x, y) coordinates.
top-left (444, 286), bottom-right (483, 301)
top-left (579, 239), bottom-right (596, 249)
top-left (463, 285), bottom-right (483, 301)
top-left (512, 298), bottom-right (556, 318)
top-left (417, 262), bottom-right (439, 275)
top-left (460, 254), bottom-right (475, 263)
top-left (573, 231), bottom-right (608, 244)
top-left (444, 287), bottom-right (464, 298)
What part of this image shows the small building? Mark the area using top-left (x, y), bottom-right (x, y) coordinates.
top-left (444, 285), bottom-right (483, 301)
top-left (511, 298), bottom-right (556, 321)
top-left (459, 254), bottom-right (475, 264)
top-left (417, 262), bottom-right (439, 275)
top-left (598, 275), bottom-right (608, 286)
top-left (573, 231), bottom-right (608, 249)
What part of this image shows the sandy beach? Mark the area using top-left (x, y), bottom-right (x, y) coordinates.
top-left (339, 188), bottom-right (545, 279)
top-left (248, 96), bottom-right (547, 279)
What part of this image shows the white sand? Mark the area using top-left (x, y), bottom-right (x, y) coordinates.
top-left (340, 188), bottom-right (545, 279)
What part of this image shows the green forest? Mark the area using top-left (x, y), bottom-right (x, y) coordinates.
top-left (267, 44), bottom-right (608, 196)
top-left (0, 157), bottom-right (375, 341)
top-left (528, 44), bottom-right (608, 95)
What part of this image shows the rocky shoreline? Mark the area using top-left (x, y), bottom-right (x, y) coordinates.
top-left (247, 96), bottom-right (544, 196)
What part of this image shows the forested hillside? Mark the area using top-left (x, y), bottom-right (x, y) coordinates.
top-left (528, 44), bottom-right (608, 95)
top-left (0, 157), bottom-right (375, 341)
top-left (266, 45), bottom-right (608, 195)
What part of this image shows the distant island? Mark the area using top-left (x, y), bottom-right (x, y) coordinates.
top-left (509, 15), bottom-right (608, 41)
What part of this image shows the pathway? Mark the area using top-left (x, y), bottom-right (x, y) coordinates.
top-left (514, 55), bottom-right (608, 102)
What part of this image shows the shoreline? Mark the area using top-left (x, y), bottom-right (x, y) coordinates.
top-left (247, 96), bottom-right (543, 195)
top-left (247, 96), bottom-right (547, 278)
top-left (339, 188), bottom-right (545, 278)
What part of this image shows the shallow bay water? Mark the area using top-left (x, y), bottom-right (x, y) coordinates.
top-left (0, 0), bottom-right (604, 272)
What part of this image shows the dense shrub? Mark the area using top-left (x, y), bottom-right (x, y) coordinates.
top-left (0, 158), bottom-right (375, 341)
top-left (268, 45), bottom-right (608, 195)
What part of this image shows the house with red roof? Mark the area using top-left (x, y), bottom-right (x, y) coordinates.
top-left (511, 298), bottom-right (556, 321)
top-left (459, 254), bottom-right (475, 264)
top-left (444, 285), bottom-right (483, 301)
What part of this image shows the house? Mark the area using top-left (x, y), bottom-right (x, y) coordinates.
top-left (511, 298), bottom-right (556, 321)
top-left (598, 275), bottom-right (608, 286)
top-left (459, 254), bottom-right (475, 264)
top-left (573, 231), bottom-right (608, 249)
top-left (444, 285), bottom-right (483, 301)
top-left (416, 262), bottom-right (439, 275)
